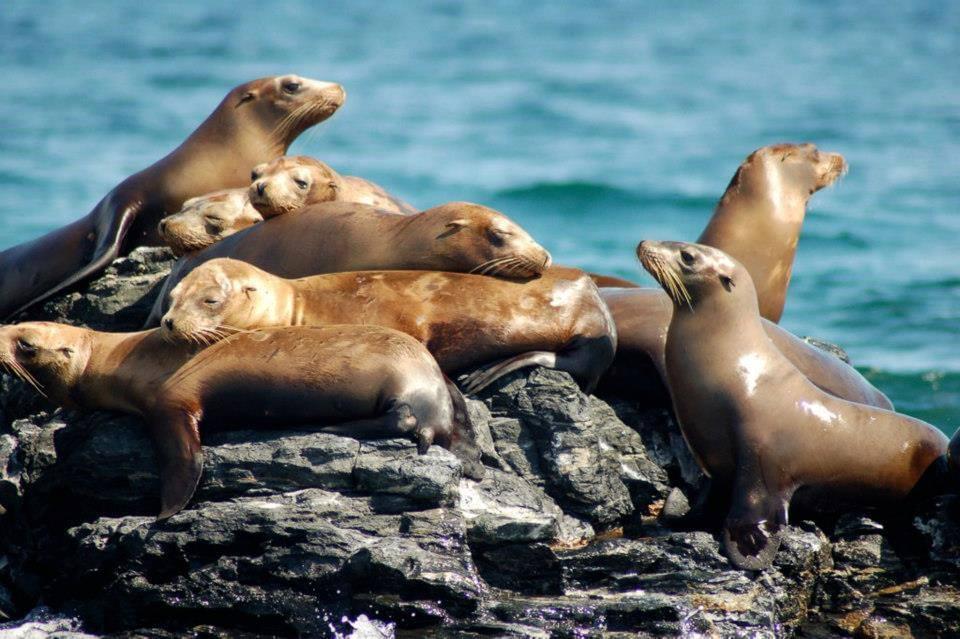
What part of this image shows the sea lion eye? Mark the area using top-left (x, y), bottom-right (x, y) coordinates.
top-left (16, 339), bottom-right (37, 355)
top-left (680, 250), bottom-right (696, 265)
top-left (204, 298), bottom-right (221, 306)
top-left (251, 170), bottom-right (260, 181)
top-left (204, 216), bottom-right (222, 225)
top-left (294, 178), bottom-right (309, 189)
top-left (283, 81), bottom-right (302, 94)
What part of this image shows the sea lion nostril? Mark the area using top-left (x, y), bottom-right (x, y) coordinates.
top-left (164, 318), bottom-right (174, 331)
top-left (256, 182), bottom-right (266, 197)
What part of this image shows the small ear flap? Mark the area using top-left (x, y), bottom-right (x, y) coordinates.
top-left (437, 219), bottom-right (469, 239)
top-left (236, 91), bottom-right (256, 107)
top-left (59, 347), bottom-right (74, 357)
top-left (720, 275), bottom-right (735, 292)
top-left (243, 285), bottom-right (257, 297)
top-left (328, 180), bottom-right (338, 190)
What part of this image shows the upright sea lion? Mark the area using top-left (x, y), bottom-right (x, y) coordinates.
top-left (158, 259), bottom-right (617, 394)
top-left (0, 75), bottom-right (346, 320)
top-left (152, 325), bottom-right (484, 518)
top-left (145, 201), bottom-right (552, 326)
top-left (158, 189), bottom-right (263, 256)
top-left (249, 155), bottom-right (416, 217)
top-left (597, 287), bottom-right (893, 410)
top-left (698, 143), bottom-right (847, 322)
top-left (638, 240), bottom-right (954, 570)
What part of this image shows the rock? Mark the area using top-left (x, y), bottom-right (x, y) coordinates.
top-left (802, 336), bottom-right (852, 364)
top-left (0, 251), bottom-right (958, 637)
top-left (19, 246), bottom-right (175, 331)
top-left (478, 368), bottom-right (636, 527)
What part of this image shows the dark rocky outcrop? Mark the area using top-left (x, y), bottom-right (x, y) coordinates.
top-left (0, 248), bottom-right (958, 637)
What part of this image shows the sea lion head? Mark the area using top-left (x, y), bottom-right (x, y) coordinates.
top-left (424, 202), bottom-right (552, 279)
top-left (0, 322), bottom-right (91, 404)
top-left (729, 143), bottom-right (847, 204)
top-left (161, 259), bottom-right (282, 344)
top-left (637, 240), bottom-right (754, 311)
top-left (248, 155), bottom-right (341, 217)
top-left (230, 75), bottom-right (346, 146)
top-left (158, 189), bottom-right (263, 255)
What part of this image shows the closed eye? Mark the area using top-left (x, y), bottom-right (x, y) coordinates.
top-left (294, 178), bottom-right (309, 189)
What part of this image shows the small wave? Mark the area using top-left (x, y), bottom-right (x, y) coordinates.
top-left (494, 181), bottom-right (715, 211)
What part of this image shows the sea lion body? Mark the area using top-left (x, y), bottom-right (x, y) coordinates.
top-left (160, 260), bottom-right (617, 394)
top-left (146, 201), bottom-right (551, 325)
top-left (698, 143), bottom-right (847, 322)
top-left (249, 155), bottom-right (416, 217)
top-left (639, 240), bottom-right (952, 570)
top-left (152, 325), bottom-right (484, 518)
top-left (0, 75), bottom-right (345, 319)
top-left (158, 188), bottom-right (263, 256)
top-left (597, 287), bottom-right (893, 410)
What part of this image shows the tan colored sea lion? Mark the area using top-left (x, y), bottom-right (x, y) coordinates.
top-left (0, 322), bottom-right (485, 519)
top-left (145, 201), bottom-right (552, 326)
top-left (638, 240), bottom-right (953, 570)
top-left (697, 143), bottom-right (847, 322)
top-left (151, 325), bottom-right (484, 518)
top-left (157, 189), bottom-right (263, 256)
top-left (249, 155), bottom-right (416, 217)
top-left (158, 259), bottom-right (616, 394)
top-left (0, 75), bottom-right (345, 320)
top-left (597, 287), bottom-right (893, 410)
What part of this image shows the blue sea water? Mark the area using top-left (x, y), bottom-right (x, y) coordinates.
top-left (1, 2), bottom-right (957, 432)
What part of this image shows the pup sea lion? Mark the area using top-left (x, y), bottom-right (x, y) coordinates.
top-left (638, 240), bottom-right (953, 570)
top-left (597, 287), bottom-right (893, 410)
top-left (158, 259), bottom-right (617, 394)
top-left (158, 189), bottom-right (263, 256)
top-left (146, 201), bottom-right (552, 326)
top-left (151, 325), bottom-right (484, 518)
top-left (249, 155), bottom-right (416, 217)
top-left (698, 143), bottom-right (847, 322)
top-left (0, 75), bottom-right (345, 320)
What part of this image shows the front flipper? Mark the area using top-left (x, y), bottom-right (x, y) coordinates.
top-left (460, 351), bottom-right (558, 395)
top-left (150, 406), bottom-right (204, 520)
top-left (8, 196), bottom-right (143, 319)
top-left (722, 450), bottom-right (789, 571)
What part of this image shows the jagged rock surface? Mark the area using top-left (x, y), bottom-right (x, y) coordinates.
top-left (0, 249), bottom-right (958, 637)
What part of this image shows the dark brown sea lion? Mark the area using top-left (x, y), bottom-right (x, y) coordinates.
top-left (597, 287), bottom-right (893, 410)
top-left (0, 75), bottom-right (345, 320)
top-left (157, 188), bottom-right (263, 256)
top-left (697, 143), bottom-right (847, 322)
top-left (151, 325), bottom-right (484, 518)
top-left (249, 155), bottom-right (416, 217)
top-left (638, 240), bottom-right (952, 570)
top-left (0, 321), bottom-right (484, 519)
top-left (158, 258), bottom-right (617, 394)
top-left (145, 201), bottom-right (552, 326)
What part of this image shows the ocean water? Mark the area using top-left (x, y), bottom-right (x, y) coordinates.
top-left (1, 1), bottom-right (957, 432)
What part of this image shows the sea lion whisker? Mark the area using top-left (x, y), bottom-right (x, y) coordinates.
top-left (470, 256), bottom-right (512, 275)
top-left (10, 360), bottom-right (46, 398)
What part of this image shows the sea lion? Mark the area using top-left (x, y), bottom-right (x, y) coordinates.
top-left (158, 259), bottom-right (616, 394)
top-left (249, 155), bottom-right (416, 217)
top-left (697, 143), bottom-right (847, 322)
top-left (638, 240), bottom-right (953, 570)
top-left (151, 325), bottom-right (484, 518)
top-left (158, 189), bottom-right (263, 256)
top-left (0, 322), bottom-right (485, 519)
top-left (0, 75), bottom-right (346, 320)
top-left (0, 322), bottom-right (201, 415)
top-left (145, 201), bottom-right (552, 326)
top-left (597, 287), bottom-right (893, 410)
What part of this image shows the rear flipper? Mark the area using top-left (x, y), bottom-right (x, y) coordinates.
top-left (317, 400), bottom-right (436, 453)
top-left (461, 335), bottom-right (616, 395)
top-left (722, 452), bottom-right (789, 571)
top-left (439, 376), bottom-right (485, 480)
top-left (150, 406), bottom-right (204, 520)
